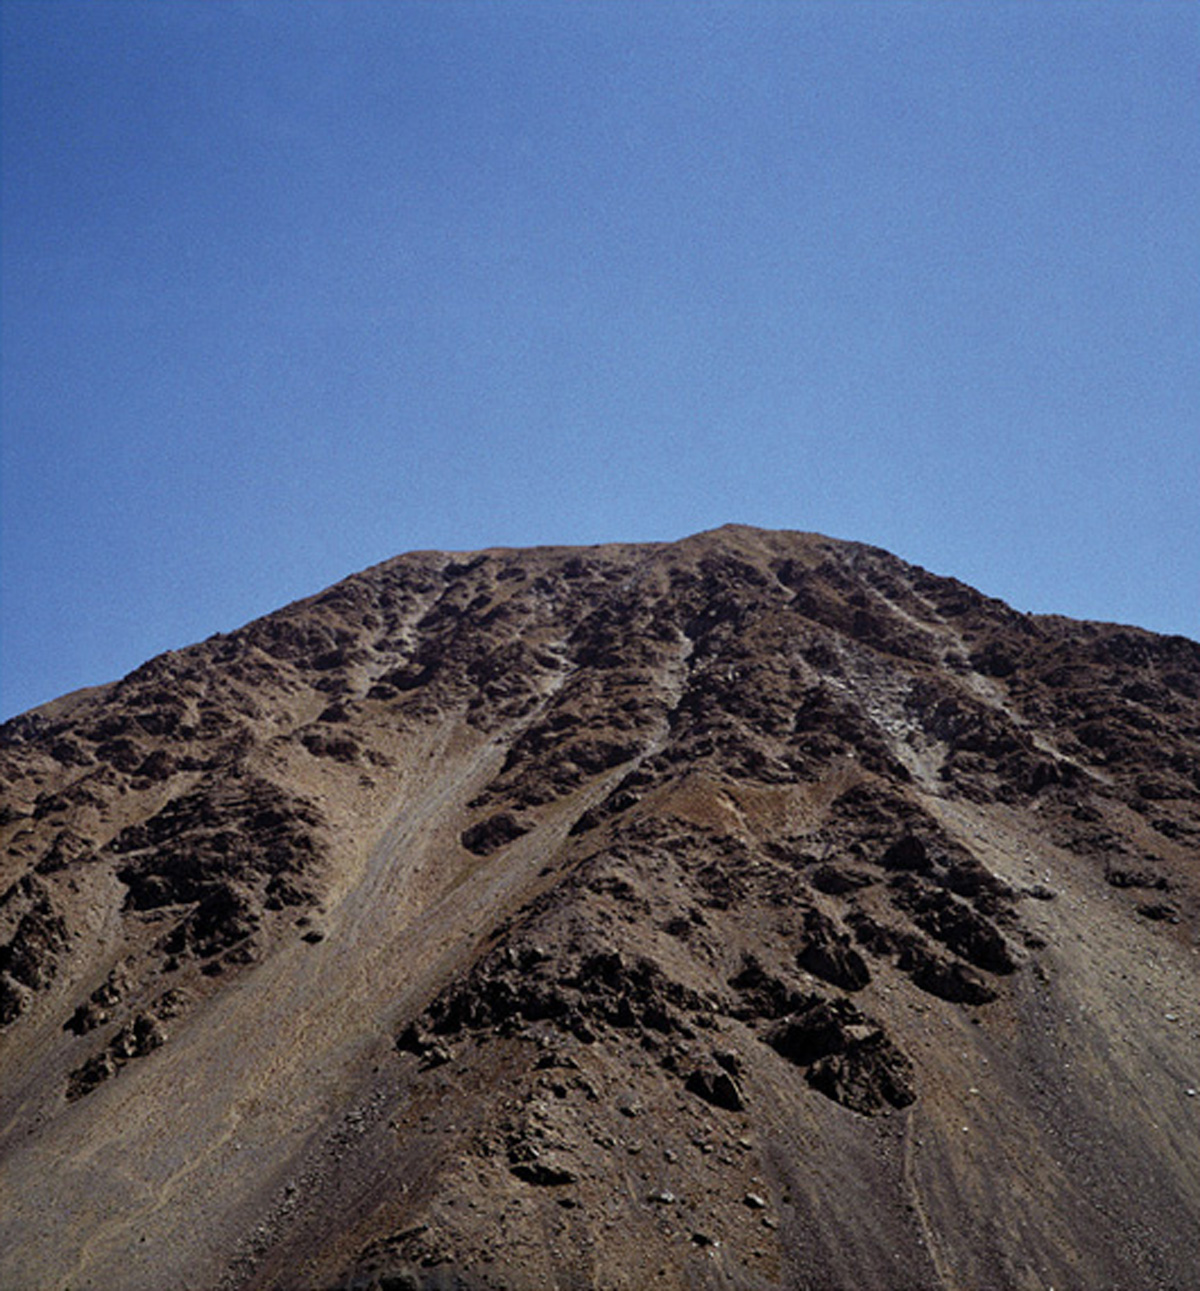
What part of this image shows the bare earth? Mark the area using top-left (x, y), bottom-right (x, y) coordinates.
top-left (1, 525), bottom-right (1197, 1290)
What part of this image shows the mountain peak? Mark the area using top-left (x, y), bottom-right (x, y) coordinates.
top-left (2, 530), bottom-right (1198, 1290)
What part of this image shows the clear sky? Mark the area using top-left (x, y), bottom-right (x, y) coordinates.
top-left (2, 0), bottom-right (1197, 720)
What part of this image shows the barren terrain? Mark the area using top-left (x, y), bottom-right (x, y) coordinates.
top-left (2, 525), bottom-right (1198, 1290)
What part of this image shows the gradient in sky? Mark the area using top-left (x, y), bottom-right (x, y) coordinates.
top-left (2, 0), bottom-right (1197, 720)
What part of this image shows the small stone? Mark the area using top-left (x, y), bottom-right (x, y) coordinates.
top-left (744, 1192), bottom-right (767, 1210)
top-left (511, 1160), bottom-right (578, 1186)
top-left (713, 1048), bottom-right (742, 1076)
top-left (649, 1190), bottom-right (676, 1205)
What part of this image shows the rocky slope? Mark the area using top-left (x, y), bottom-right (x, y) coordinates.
top-left (1, 524), bottom-right (1198, 1290)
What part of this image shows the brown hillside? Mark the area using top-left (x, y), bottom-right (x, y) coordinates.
top-left (1, 525), bottom-right (1198, 1290)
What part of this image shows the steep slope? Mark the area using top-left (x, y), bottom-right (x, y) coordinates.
top-left (1, 525), bottom-right (1198, 1291)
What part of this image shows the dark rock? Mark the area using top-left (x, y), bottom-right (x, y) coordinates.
top-left (65, 1000), bottom-right (109, 1035)
top-left (892, 880), bottom-right (1016, 974)
top-left (109, 1013), bottom-right (167, 1060)
top-left (728, 955), bottom-right (804, 1021)
top-left (880, 835), bottom-right (933, 874)
top-left (0, 896), bottom-right (68, 1022)
top-left (154, 988), bottom-right (188, 1019)
top-left (1105, 864), bottom-right (1169, 891)
top-left (970, 643), bottom-right (1018, 678)
top-left (796, 908), bottom-right (871, 991)
top-left (161, 883), bottom-right (260, 959)
top-left (300, 730), bottom-right (362, 763)
top-left (34, 828), bottom-right (96, 875)
top-left (767, 996), bottom-right (916, 1115)
top-left (940, 859), bottom-right (1014, 907)
top-left (67, 1051), bottom-right (117, 1100)
top-left (898, 945), bottom-right (998, 1005)
top-left (768, 996), bottom-right (858, 1067)
top-left (811, 863), bottom-right (875, 895)
top-left (0, 975), bottom-right (32, 1026)
top-left (713, 1048), bottom-right (742, 1076)
top-left (395, 1023), bottom-right (434, 1056)
top-left (132, 1012), bottom-right (167, 1053)
top-left (806, 1040), bottom-right (916, 1115)
top-left (112, 776), bottom-right (324, 913)
top-left (62, 965), bottom-right (124, 1032)
top-left (94, 736), bottom-right (148, 773)
top-left (91, 968), bottom-right (127, 1008)
top-left (49, 737), bottom-right (96, 767)
top-left (685, 1067), bottom-right (746, 1112)
top-left (414, 941), bottom-right (701, 1052)
top-left (510, 1159), bottom-right (578, 1186)
top-left (134, 748), bottom-right (176, 781)
top-left (846, 911), bottom-right (908, 957)
top-left (379, 1274), bottom-right (420, 1291)
top-left (461, 813), bottom-right (529, 856)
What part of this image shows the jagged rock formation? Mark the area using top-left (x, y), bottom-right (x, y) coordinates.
top-left (1, 525), bottom-right (1198, 1290)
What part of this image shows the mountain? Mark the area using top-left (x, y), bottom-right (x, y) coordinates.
top-left (2, 525), bottom-right (1198, 1291)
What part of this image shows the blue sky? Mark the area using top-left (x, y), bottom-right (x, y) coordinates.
top-left (2, 0), bottom-right (1197, 720)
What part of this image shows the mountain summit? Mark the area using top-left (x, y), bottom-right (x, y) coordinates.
top-left (2, 526), bottom-right (1198, 1290)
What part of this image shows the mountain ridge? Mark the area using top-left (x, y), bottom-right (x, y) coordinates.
top-left (2, 526), bottom-right (1198, 1290)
